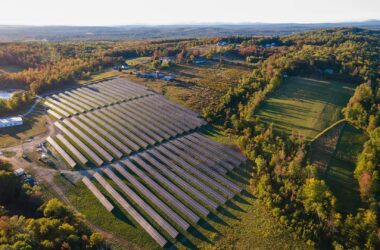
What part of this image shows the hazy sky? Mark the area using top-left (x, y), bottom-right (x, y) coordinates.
top-left (1, 0), bottom-right (379, 26)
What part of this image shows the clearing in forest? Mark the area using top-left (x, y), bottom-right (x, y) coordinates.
top-left (256, 77), bottom-right (354, 139)
top-left (325, 124), bottom-right (367, 214)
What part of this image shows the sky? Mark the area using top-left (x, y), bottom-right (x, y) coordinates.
top-left (1, 0), bottom-right (379, 26)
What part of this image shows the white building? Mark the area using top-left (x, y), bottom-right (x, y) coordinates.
top-left (0, 117), bottom-right (23, 128)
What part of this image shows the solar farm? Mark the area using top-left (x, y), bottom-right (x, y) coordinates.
top-left (44, 77), bottom-right (247, 248)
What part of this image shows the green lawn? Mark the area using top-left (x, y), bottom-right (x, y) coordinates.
top-left (324, 124), bottom-right (367, 214)
top-left (256, 77), bottom-right (354, 139)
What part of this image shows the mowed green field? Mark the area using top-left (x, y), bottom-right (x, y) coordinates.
top-left (325, 124), bottom-right (367, 214)
top-left (256, 77), bottom-right (354, 139)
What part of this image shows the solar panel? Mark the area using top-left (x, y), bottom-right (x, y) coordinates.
top-left (47, 136), bottom-right (76, 168)
top-left (112, 79), bottom-right (149, 93)
top-left (112, 162), bottom-right (190, 230)
top-left (186, 134), bottom-right (241, 166)
top-left (144, 101), bottom-right (203, 128)
top-left (137, 153), bottom-right (211, 215)
top-left (81, 87), bottom-right (116, 102)
top-left (93, 85), bottom-right (129, 100)
top-left (179, 136), bottom-right (235, 171)
top-left (121, 103), bottom-right (179, 136)
top-left (192, 133), bottom-right (247, 163)
top-left (52, 95), bottom-right (85, 113)
top-left (87, 112), bottom-right (141, 152)
top-left (115, 105), bottom-right (171, 140)
top-left (64, 91), bottom-right (99, 109)
top-left (46, 97), bottom-right (78, 115)
top-left (149, 148), bottom-right (226, 204)
top-left (56, 134), bottom-right (88, 165)
top-left (132, 99), bottom-right (193, 131)
top-left (94, 83), bottom-right (135, 100)
top-left (54, 121), bottom-right (103, 166)
top-left (171, 139), bottom-right (223, 173)
top-left (70, 117), bottom-right (123, 159)
top-left (107, 106), bottom-right (163, 142)
top-left (151, 95), bottom-right (200, 117)
top-left (163, 143), bottom-right (235, 197)
top-left (82, 176), bottom-right (114, 212)
top-left (47, 109), bottom-right (62, 120)
top-left (100, 109), bottom-right (154, 147)
top-left (92, 172), bottom-right (167, 247)
top-left (70, 90), bottom-right (105, 107)
top-left (139, 152), bottom-right (219, 210)
top-left (77, 88), bottom-right (111, 105)
top-left (58, 93), bottom-right (92, 111)
top-left (63, 119), bottom-right (113, 162)
top-left (45, 101), bottom-right (70, 117)
top-left (78, 115), bottom-right (132, 155)
top-left (101, 168), bottom-right (179, 239)
top-left (126, 158), bottom-right (200, 223)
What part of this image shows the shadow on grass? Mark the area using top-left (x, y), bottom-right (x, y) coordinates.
top-left (184, 224), bottom-right (213, 245)
top-left (197, 124), bottom-right (222, 137)
top-left (225, 199), bottom-right (246, 213)
top-left (216, 206), bottom-right (239, 220)
top-left (198, 217), bottom-right (223, 233)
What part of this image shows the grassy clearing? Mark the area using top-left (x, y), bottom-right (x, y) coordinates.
top-left (77, 70), bottom-right (122, 85)
top-left (256, 77), bottom-right (354, 139)
top-left (324, 124), bottom-right (367, 214)
top-left (0, 112), bottom-right (47, 148)
top-left (126, 57), bottom-right (151, 66)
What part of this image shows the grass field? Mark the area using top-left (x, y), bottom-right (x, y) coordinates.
top-left (324, 124), bottom-right (367, 214)
top-left (256, 77), bottom-right (354, 139)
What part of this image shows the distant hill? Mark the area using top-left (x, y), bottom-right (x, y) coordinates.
top-left (0, 20), bottom-right (379, 42)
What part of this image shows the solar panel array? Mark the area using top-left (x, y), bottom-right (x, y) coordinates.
top-left (45, 78), bottom-right (154, 117)
top-left (46, 79), bottom-right (206, 168)
top-left (44, 78), bottom-right (247, 247)
top-left (83, 133), bottom-right (245, 247)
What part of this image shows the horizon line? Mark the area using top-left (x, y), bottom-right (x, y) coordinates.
top-left (0, 19), bottom-right (379, 27)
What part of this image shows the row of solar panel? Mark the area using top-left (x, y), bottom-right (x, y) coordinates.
top-left (45, 78), bottom-right (153, 117)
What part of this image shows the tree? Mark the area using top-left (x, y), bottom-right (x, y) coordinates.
top-left (89, 232), bottom-right (105, 248)
top-left (43, 199), bottom-right (73, 220)
top-left (301, 178), bottom-right (336, 222)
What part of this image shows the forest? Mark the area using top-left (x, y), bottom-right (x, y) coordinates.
top-left (0, 27), bottom-right (379, 249)
top-left (0, 159), bottom-right (106, 249)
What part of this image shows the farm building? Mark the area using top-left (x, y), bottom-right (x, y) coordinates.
top-left (0, 116), bottom-right (23, 128)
